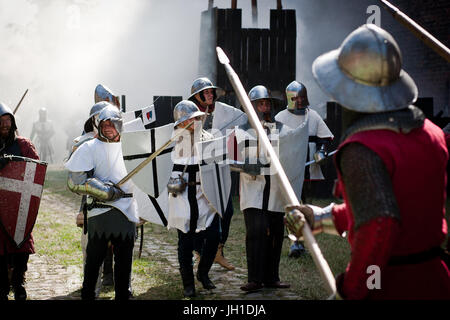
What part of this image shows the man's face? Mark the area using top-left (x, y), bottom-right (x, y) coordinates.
top-left (292, 95), bottom-right (304, 109)
top-left (177, 116), bottom-right (203, 133)
top-left (0, 114), bottom-right (12, 138)
top-left (196, 88), bottom-right (215, 107)
top-left (100, 120), bottom-right (120, 141)
top-left (256, 99), bottom-right (271, 114)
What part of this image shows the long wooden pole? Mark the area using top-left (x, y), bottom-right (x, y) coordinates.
top-left (379, 0), bottom-right (450, 62)
top-left (216, 46), bottom-right (336, 296)
top-left (13, 89), bottom-right (29, 115)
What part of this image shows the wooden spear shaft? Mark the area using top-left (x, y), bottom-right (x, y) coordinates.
top-left (216, 47), bottom-right (336, 296)
top-left (379, 0), bottom-right (450, 62)
top-left (13, 89), bottom-right (29, 115)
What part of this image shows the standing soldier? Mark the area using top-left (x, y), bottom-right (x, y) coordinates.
top-left (234, 85), bottom-right (307, 292)
top-left (275, 81), bottom-right (333, 258)
top-left (188, 77), bottom-right (244, 271)
top-left (167, 100), bottom-right (221, 297)
top-left (65, 104), bottom-right (138, 300)
top-left (70, 84), bottom-right (122, 294)
top-left (288, 24), bottom-right (450, 299)
top-left (30, 107), bottom-right (55, 163)
top-left (0, 102), bottom-right (40, 300)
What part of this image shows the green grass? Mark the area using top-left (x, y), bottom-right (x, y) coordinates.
top-left (36, 167), bottom-right (450, 300)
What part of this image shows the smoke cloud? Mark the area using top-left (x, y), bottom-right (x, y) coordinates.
top-left (0, 0), bottom-right (403, 163)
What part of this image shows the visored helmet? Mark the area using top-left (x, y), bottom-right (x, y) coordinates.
top-left (97, 103), bottom-right (123, 140)
top-left (84, 101), bottom-right (110, 133)
top-left (0, 102), bottom-right (17, 132)
top-left (173, 100), bottom-right (205, 127)
top-left (312, 24), bottom-right (417, 113)
top-left (286, 81), bottom-right (309, 111)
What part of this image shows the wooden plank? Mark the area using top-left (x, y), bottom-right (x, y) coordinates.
top-left (247, 29), bottom-right (262, 89)
top-left (260, 29), bottom-right (270, 85)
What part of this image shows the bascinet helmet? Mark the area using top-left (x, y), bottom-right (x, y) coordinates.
top-left (312, 24), bottom-right (417, 113)
top-left (0, 102), bottom-right (17, 132)
top-left (286, 81), bottom-right (309, 111)
top-left (97, 103), bottom-right (122, 141)
top-left (173, 100), bottom-right (205, 128)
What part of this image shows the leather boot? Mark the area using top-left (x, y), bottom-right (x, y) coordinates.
top-left (214, 244), bottom-right (235, 270)
top-left (12, 271), bottom-right (27, 301)
top-left (197, 258), bottom-right (216, 290)
top-left (179, 268), bottom-right (195, 297)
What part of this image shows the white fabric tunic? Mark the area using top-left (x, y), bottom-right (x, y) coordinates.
top-left (237, 120), bottom-right (308, 213)
top-left (275, 107), bottom-right (333, 180)
top-left (64, 138), bottom-right (139, 223)
top-left (167, 129), bottom-right (217, 233)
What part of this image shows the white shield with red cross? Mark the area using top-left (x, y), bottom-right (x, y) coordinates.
top-left (0, 156), bottom-right (47, 248)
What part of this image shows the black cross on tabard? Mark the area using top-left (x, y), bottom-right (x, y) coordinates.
top-left (122, 127), bottom-right (173, 226)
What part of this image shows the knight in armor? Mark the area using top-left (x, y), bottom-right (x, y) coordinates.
top-left (275, 81), bottom-right (334, 258)
top-left (286, 24), bottom-right (450, 299)
top-left (188, 77), bottom-right (243, 271)
top-left (65, 103), bottom-right (138, 300)
top-left (30, 107), bottom-right (55, 163)
top-left (0, 102), bottom-right (39, 300)
top-left (167, 100), bottom-right (221, 297)
top-left (234, 85), bottom-right (295, 292)
top-left (69, 84), bottom-right (122, 295)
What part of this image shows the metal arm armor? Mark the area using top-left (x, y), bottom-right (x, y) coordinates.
top-left (67, 171), bottom-right (124, 201)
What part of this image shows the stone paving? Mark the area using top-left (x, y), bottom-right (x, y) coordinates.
top-left (16, 191), bottom-right (299, 300)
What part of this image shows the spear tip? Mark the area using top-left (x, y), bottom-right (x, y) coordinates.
top-left (216, 47), bottom-right (230, 65)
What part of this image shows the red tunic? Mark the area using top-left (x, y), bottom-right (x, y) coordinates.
top-left (332, 119), bottom-right (450, 299)
top-left (0, 136), bottom-right (39, 255)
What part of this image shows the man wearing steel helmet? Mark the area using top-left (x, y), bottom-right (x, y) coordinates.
top-left (167, 100), bottom-right (221, 297)
top-left (286, 24), bottom-right (450, 299)
top-left (65, 104), bottom-right (138, 300)
top-left (275, 81), bottom-right (334, 258)
top-left (69, 84), bottom-right (122, 295)
top-left (0, 102), bottom-right (39, 300)
top-left (189, 77), bottom-right (246, 271)
top-left (235, 85), bottom-right (304, 292)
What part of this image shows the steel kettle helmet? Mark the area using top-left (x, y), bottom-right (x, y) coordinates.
top-left (188, 77), bottom-right (224, 102)
top-left (173, 100), bottom-right (205, 128)
top-left (312, 24), bottom-right (418, 113)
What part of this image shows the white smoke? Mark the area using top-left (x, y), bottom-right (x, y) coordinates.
top-left (0, 0), bottom-right (417, 164)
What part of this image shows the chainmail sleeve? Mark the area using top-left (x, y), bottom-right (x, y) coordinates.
top-left (336, 142), bottom-right (401, 299)
top-left (337, 142), bottom-right (401, 230)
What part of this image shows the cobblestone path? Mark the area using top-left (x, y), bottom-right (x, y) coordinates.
top-left (20, 191), bottom-right (299, 300)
